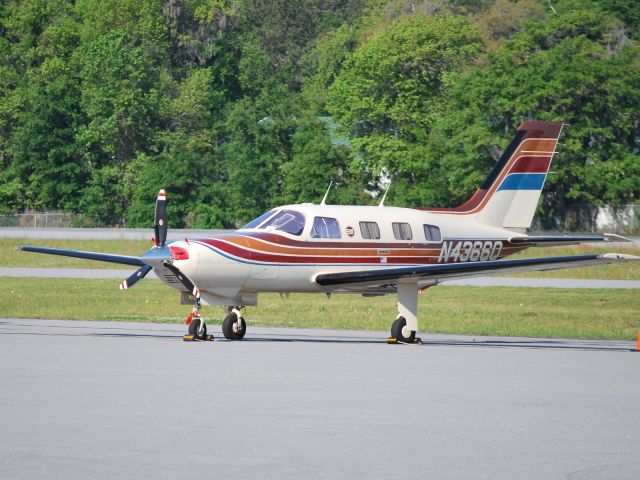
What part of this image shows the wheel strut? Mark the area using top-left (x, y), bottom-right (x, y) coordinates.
top-left (387, 283), bottom-right (422, 344)
top-left (183, 295), bottom-right (213, 342)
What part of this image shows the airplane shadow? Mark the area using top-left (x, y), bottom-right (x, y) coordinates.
top-left (238, 331), bottom-right (634, 353)
top-left (0, 320), bottom-right (635, 352)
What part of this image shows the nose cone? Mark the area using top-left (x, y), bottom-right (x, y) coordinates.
top-left (140, 245), bottom-right (172, 269)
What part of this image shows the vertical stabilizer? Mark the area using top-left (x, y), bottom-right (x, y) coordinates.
top-left (477, 121), bottom-right (563, 230)
top-left (424, 121), bottom-right (564, 232)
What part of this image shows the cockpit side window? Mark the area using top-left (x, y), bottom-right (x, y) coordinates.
top-left (311, 217), bottom-right (341, 238)
top-left (260, 209), bottom-right (306, 236)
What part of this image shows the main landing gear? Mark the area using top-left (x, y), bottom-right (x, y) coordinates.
top-left (222, 307), bottom-right (247, 340)
top-left (388, 283), bottom-right (422, 345)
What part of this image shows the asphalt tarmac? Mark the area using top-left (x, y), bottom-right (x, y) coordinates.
top-left (1, 319), bottom-right (639, 479)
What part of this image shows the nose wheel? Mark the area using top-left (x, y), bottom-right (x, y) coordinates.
top-left (183, 296), bottom-right (214, 341)
top-left (222, 307), bottom-right (247, 340)
top-left (188, 315), bottom-right (208, 339)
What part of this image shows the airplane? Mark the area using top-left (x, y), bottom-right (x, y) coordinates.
top-left (18, 120), bottom-right (639, 343)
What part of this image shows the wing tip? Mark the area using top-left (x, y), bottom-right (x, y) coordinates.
top-left (604, 233), bottom-right (634, 243)
top-left (601, 253), bottom-right (640, 261)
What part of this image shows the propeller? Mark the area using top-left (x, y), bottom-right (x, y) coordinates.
top-left (119, 189), bottom-right (171, 290)
top-left (119, 264), bottom-right (153, 290)
top-left (154, 189), bottom-right (167, 247)
top-left (119, 188), bottom-right (201, 298)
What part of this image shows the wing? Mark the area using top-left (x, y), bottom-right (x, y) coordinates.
top-left (16, 246), bottom-right (145, 267)
top-left (509, 233), bottom-right (632, 247)
top-left (314, 254), bottom-right (639, 288)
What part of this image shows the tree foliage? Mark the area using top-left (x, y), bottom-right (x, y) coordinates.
top-left (0, 0), bottom-right (638, 228)
top-left (326, 14), bottom-right (483, 204)
top-left (427, 1), bottom-right (640, 227)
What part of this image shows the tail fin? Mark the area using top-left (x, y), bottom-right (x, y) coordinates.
top-left (427, 120), bottom-right (564, 232)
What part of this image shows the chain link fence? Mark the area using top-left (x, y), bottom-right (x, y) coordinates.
top-left (0, 212), bottom-right (107, 228)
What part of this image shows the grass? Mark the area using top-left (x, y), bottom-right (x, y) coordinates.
top-left (1, 277), bottom-right (638, 339)
top-left (3, 238), bottom-right (640, 279)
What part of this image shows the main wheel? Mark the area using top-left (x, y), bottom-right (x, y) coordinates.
top-left (222, 312), bottom-right (246, 340)
top-left (391, 316), bottom-right (415, 343)
top-left (188, 317), bottom-right (207, 340)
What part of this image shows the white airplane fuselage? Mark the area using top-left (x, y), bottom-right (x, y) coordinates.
top-left (163, 204), bottom-right (526, 306)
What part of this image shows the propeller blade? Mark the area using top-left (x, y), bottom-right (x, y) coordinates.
top-left (119, 264), bottom-right (153, 290)
top-left (163, 261), bottom-right (199, 297)
top-left (154, 189), bottom-right (167, 247)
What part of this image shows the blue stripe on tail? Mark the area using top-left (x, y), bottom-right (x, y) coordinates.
top-left (497, 173), bottom-right (546, 191)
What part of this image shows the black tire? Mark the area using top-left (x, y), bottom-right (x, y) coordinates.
top-left (222, 312), bottom-right (246, 340)
top-left (188, 317), bottom-right (207, 340)
top-left (391, 316), bottom-right (415, 343)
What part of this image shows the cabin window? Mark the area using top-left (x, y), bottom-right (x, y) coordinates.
top-left (423, 224), bottom-right (442, 242)
top-left (311, 217), bottom-right (341, 238)
top-left (392, 222), bottom-right (413, 241)
top-left (260, 209), bottom-right (306, 236)
top-left (359, 221), bottom-right (380, 240)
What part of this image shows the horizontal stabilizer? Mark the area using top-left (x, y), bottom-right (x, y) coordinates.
top-left (313, 254), bottom-right (639, 287)
top-left (510, 233), bottom-right (633, 247)
top-left (17, 246), bottom-right (145, 267)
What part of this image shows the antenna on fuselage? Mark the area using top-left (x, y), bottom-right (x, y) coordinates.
top-left (320, 181), bottom-right (333, 206)
top-left (378, 182), bottom-right (391, 207)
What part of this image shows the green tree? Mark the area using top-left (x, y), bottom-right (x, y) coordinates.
top-left (10, 74), bottom-right (84, 211)
top-left (326, 14), bottom-right (483, 205)
top-left (126, 67), bottom-right (226, 227)
top-left (281, 117), bottom-right (366, 205)
top-left (428, 2), bottom-right (640, 228)
top-left (221, 89), bottom-right (297, 225)
top-left (1, 0), bottom-right (84, 212)
top-left (76, 31), bottom-right (160, 224)
top-left (75, 0), bottom-right (168, 66)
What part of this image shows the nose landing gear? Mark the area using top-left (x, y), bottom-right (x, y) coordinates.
top-left (183, 296), bottom-right (214, 342)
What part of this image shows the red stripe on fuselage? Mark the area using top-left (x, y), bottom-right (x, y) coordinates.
top-left (508, 156), bottom-right (551, 174)
top-left (203, 232), bottom-right (443, 249)
top-left (199, 239), bottom-right (435, 264)
top-left (195, 237), bottom-right (526, 265)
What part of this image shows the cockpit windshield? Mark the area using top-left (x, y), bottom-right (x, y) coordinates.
top-left (261, 209), bottom-right (305, 235)
top-left (241, 209), bottom-right (277, 229)
top-left (240, 209), bottom-right (306, 236)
